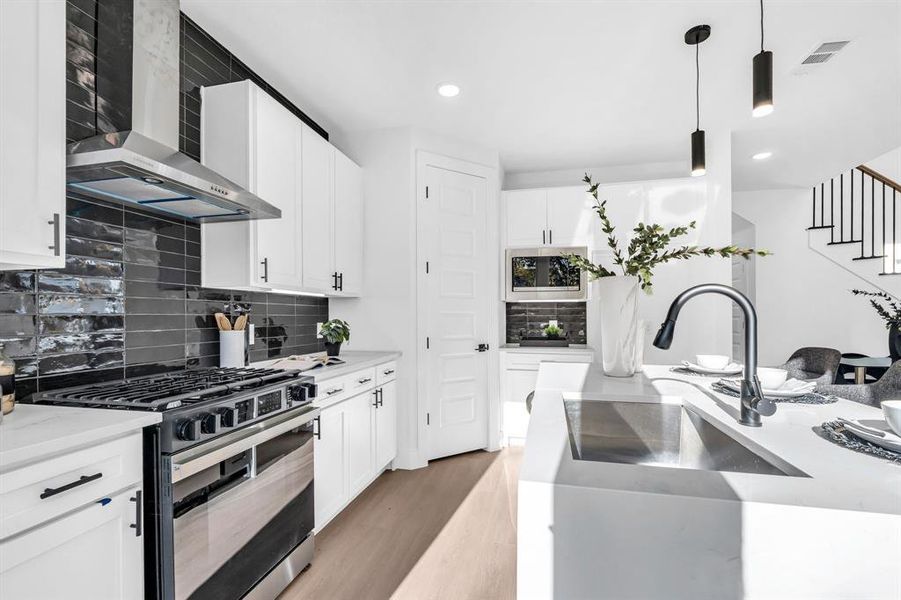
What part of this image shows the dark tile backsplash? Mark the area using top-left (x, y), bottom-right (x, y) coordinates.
top-left (2, 196), bottom-right (328, 400)
top-left (64, 0), bottom-right (328, 151)
top-left (505, 302), bottom-right (587, 344)
top-left (1, 3), bottom-right (330, 399)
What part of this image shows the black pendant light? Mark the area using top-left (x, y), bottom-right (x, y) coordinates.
top-left (685, 25), bottom-right (710, 177)
top-left (753, 0), bottom-right (774, 117)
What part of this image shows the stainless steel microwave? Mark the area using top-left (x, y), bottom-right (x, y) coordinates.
top-left (505, 247), bottom-right (588, 301)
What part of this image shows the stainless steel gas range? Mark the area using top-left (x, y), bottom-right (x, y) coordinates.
top-left (34, 367), bottom-right (320, 600)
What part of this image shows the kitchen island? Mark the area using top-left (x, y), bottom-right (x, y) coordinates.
top-left (518, 363), bottom-right (901, 600)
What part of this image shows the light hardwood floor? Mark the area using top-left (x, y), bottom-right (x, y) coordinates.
top-left (280, 448), bottom-right (522, 600)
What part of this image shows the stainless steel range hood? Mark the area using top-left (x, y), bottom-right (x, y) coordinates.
top-left (66, 0), bottom-right (280, 222)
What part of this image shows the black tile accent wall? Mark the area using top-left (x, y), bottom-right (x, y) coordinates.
top-left (65, 0), bottom-right (328, 151)
top-left (505, 302), bottom-right (587, 345)
top-left (0, 3), bottom-right (331, 400)
top-left (2, 196), bottom-right (328, 400)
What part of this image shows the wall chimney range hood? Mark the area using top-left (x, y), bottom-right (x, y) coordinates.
top-left (66, 0), bottom-right (280, 222)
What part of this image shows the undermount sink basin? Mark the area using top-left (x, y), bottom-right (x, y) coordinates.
top-left (564, 400), bottom-right (808, 477)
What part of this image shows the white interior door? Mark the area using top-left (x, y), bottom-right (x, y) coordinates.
top-left (422, 165), bottom-right (490, 461)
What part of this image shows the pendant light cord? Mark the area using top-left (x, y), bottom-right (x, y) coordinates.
top-left (695, 43), bottom-right (700, 131)
top-left (760, 0), bottom-right (765, 52)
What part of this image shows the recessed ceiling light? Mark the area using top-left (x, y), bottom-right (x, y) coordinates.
top-left (436, 83), bottom-right (460, 98)
top-left (752, 151), bottom-right (773, 160)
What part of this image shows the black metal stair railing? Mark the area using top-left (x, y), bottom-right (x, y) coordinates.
top-left (809, 165), bottom-right (899, 275)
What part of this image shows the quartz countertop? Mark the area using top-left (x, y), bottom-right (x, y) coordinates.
top-left (252, 350), bottom-right (401, 382)
top-left (500, 344), bottom-right (593, 354)
top-left (0, 404), bottom-right (161, 473)
top-left (521, 362), bottom-right (901, 516)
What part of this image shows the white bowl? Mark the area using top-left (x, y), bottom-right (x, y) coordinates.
top-left (882, 401), bottom-right (901, 437)
top-left (695, 354), bottom-right (730, 369)
top-left (757, 367), bottom-right (788, 390)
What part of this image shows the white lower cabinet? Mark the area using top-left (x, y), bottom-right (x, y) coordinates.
top-left (501, 350), bottom-right (593, 446)
top-left (314, 363), bottom-right (398, 531)
top-left (0, 431), bottom-right (145, 600)
top-left (375, 379), bottom-right (397, 468)
top-left (0, 486), bottom-right (143, 600)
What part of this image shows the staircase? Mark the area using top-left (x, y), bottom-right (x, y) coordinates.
top-left (808, 164), bottom-right (901, 297)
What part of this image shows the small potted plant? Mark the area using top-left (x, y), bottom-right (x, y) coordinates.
top-left (319, 319), bottom-right (350, 357)
top-left (851, 289), bottom-right (901, 360)
top-left (543, 323), bottom-right (563, 339)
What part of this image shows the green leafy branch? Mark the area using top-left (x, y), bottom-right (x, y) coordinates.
top-left (566, 173), bottom-right (771, 293)
top-left (851, 289), bottom-right (901, 328)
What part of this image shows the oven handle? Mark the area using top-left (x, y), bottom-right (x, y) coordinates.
top-left (170, 406), bottom-right (320, 483)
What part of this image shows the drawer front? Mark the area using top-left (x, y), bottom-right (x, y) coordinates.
top-left (347, 367), bottom-right (377, 394)
top-left (315, 368), bottom-right (377, 409)
top-left (0, 433), bottom-right (143, 540)
top-left (376, 361), bottom-right (397, 385)
top-left (504, 352), bottom-right (593, 371)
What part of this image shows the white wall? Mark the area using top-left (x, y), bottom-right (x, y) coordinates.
top-left (330, 127), bottom-right (501, 469)
top-left (866, 146), bottom-right (901, 182)
top-left (504, 160), bottom-right (686, 190)
top-left (733, 189), bottom-right (887, 365)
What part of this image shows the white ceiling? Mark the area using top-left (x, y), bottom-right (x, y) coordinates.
top-left (182, 0), bottom-right (901, 191)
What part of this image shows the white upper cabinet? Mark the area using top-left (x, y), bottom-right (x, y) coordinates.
top-left (332, 150), bottom-right (364, 296)
top-left (0, 0), bottom-right (66, 270)
top-left (505, 186), bottom-right (593, 248)
top-left (200, 81), bottom-right (303, 290)
top-left (546, 187), bottom-right (595, 247)
top-left (300, 124), bottom-right (335, 293)
top-left (201, 80), bottom-right (363, 297)
top-left (505, 189), bottom-right (547, 247)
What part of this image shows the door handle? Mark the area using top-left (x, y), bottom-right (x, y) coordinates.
top-left (475, 343), bottom-right (489, 352)
top-left (332, 272), bottom-right (339, 290)
top-left (338, 272), bottom-right (344, 291)
top-left (48, 213), bottom-right (60, 256)
top-left (130, 490), bottom-right (143, 537)
top-left (261, 257), bottom-right (269, 282)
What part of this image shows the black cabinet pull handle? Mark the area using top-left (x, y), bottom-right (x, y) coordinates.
top-left (261, 257), bottom-right (269, 282)
top-left (338, 273), bottom-right (344, 291)
top-left (313, 415), bottom-right (321, 439)
top-left (549, 229), bottom-right (553, 245)
top-left (130, 490), bottom-right (143, 537)
top-left (377, 388), bottom-right (384, 408)
top-left (40, 472), bottom-right (103, 499)
top-left (358, 377), bottom-right (372, 384)
top-left (542, 230), bottom-right (546, 244)
top-left (383, 369), bottom-right (395, 375)
top-left (48, 213), bottom-right (60, 255)
top-left (372, 389), bottom-right (379, 407)
top-left (332, 272), bottom-right (338, 290)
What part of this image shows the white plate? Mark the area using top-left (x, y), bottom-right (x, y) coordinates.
top-left (681, 361), bottom-right (743, 375)
top-left (841, 420), bottom-right (901, 453)
top-left (718, 378), bottom-right (815, 399)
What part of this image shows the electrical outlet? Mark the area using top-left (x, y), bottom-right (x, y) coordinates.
top-left (316, 322), bottom-right (323, 339)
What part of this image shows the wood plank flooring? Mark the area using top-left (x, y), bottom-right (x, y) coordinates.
top-left (280, 447), bottom-right (521, 600)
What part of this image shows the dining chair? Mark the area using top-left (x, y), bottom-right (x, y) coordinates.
top-left (777, 347), bottom-right (842, 386)
top-left (817, 360), bottom-right (901, 407)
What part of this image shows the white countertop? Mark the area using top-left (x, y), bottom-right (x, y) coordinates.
top-left (252, 350), bottom-right (401, 382)
top-left (499, 344), bottom-right (593, 354)
top-left (521, 362), bottom-right (901, 516)
top-left (0, 404), bottom-right (161, 473)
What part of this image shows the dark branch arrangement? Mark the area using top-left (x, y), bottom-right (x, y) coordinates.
top-left (566, 173), bottom-right (770, 293)
top-left (851, 289), bottom-right (901, 328)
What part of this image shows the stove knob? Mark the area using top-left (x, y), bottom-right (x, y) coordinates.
top-left (201, 412), bottom-right (220, 434)
top-left (217, 406), bottom-right (238, 428)
top-left (176, 417), bottom-right (202, 442)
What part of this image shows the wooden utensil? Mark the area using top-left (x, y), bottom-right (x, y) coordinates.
top-left (214, 312), bottom-right (232, 331)
top-left (234, 314), bottom-right (248, 331)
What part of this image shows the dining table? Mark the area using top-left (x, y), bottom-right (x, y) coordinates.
top-left (840, 356), bottom-right (893, 384)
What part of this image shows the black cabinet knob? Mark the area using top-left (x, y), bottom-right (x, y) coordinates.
top-left (176, 417), bottom-right (202, 441)
top-left (201, 412), bottom-right (220, 434)
top-left (217, 406), bottom-right (238, 428)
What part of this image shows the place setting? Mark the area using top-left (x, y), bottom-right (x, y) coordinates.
top-left (672, 354), bottom-right (743, 377)
top-left (819, 401), bottom-right (901, 463)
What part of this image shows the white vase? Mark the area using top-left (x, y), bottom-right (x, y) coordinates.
top-left (596, 276), bottom-right (641, 377)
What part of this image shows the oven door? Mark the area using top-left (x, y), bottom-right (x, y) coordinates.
top-left (168, 406), bottom-right (318, 600)
top-left (505, 246), bottom-right (588, 301)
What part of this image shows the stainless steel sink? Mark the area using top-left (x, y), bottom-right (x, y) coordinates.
top-left (564, 400), bottom-right (808, 477)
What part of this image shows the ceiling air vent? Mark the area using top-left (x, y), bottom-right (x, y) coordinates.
top-left (793, 40), bottom-right (851, 75)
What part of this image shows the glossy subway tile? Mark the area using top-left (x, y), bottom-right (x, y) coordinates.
top-left (40, 315), bottom-right (124, 335)
top-left (38, 273), bottom-right (124, 296)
